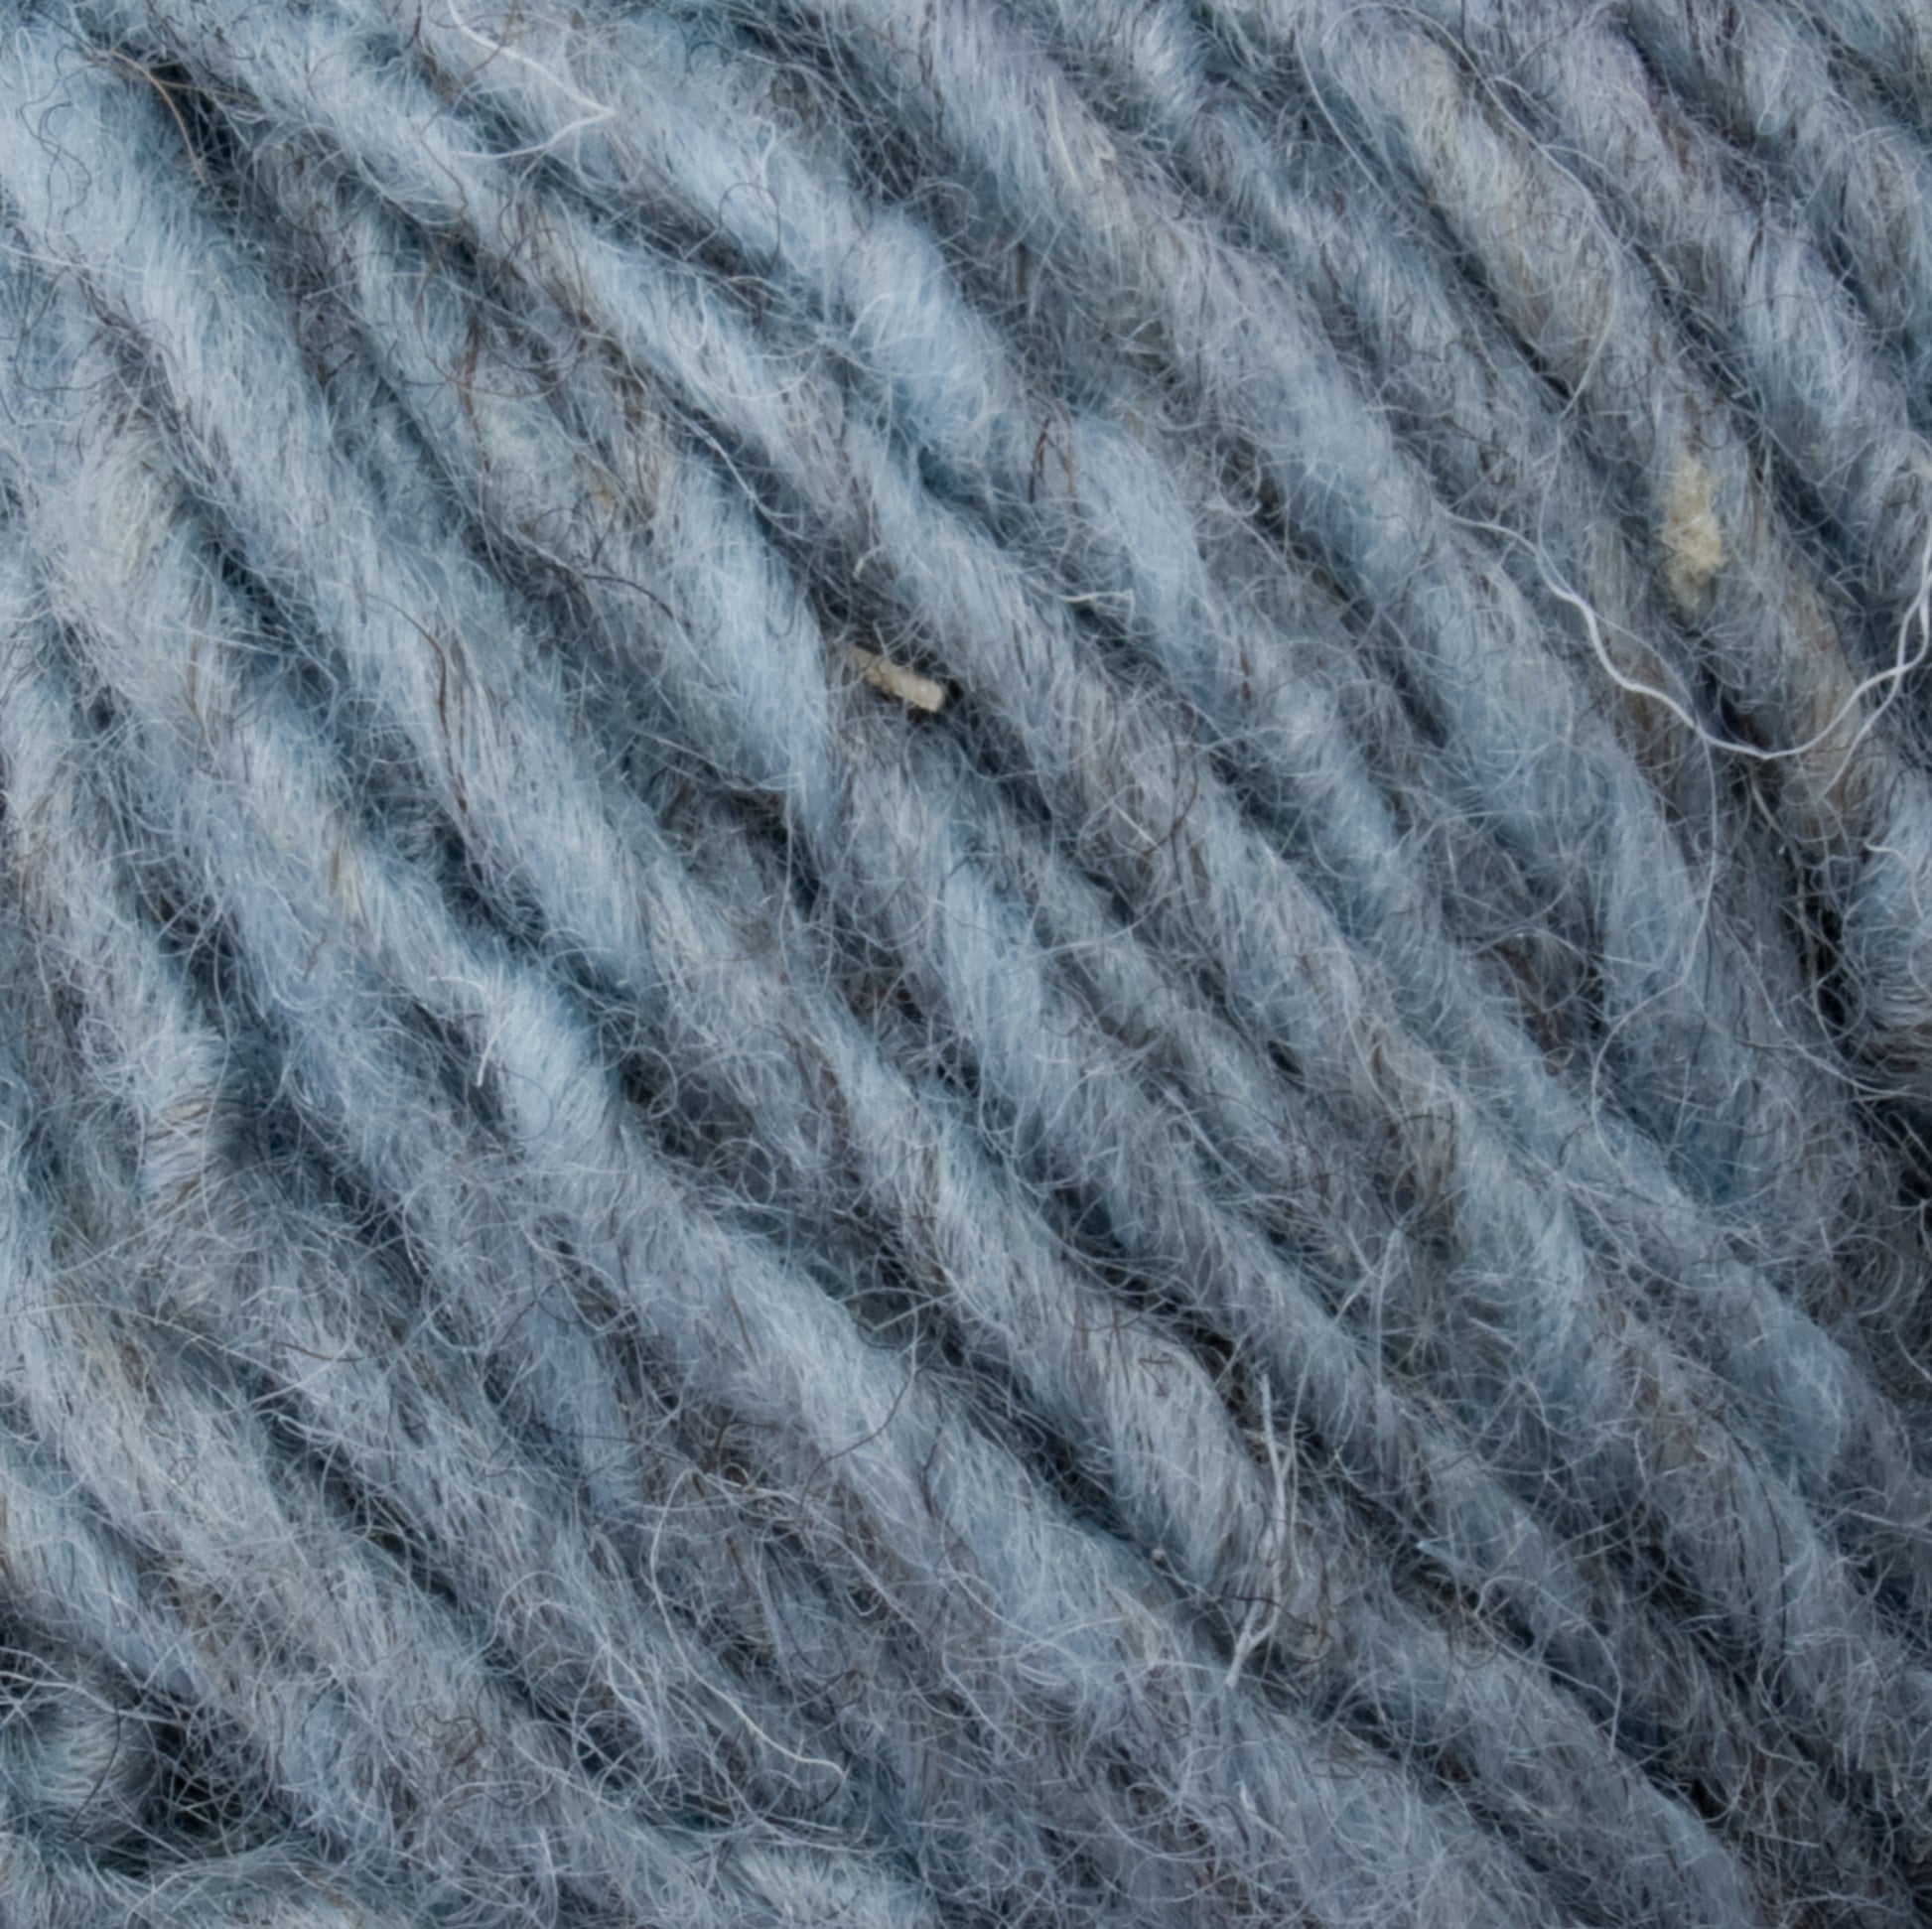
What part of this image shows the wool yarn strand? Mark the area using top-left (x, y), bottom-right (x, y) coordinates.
top-left (1, 1), bottom-right (1929, 1923)
top-left (0, 288), bottom-right (1565, 1926)
top-left (96, 5), bottom-right (1929, 1802)
top-left (0, 287), bottom-right (1779, 1927)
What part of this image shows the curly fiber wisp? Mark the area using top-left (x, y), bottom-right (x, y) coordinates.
top-left (1, 1), bottom-right (1929, 1923)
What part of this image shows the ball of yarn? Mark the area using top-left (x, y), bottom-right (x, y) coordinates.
top-left (1, 1), bottom-right (1929, 1923)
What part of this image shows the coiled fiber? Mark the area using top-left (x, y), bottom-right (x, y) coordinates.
top-left (0, 0), bottom-right (1929, 1922)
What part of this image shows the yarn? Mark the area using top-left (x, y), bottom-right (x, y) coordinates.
top-left (0, 2), bottom-right (1929, 1924)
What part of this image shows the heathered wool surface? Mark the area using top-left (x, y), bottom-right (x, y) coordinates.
top-left (0, 2), bottom-right (1930, 1925)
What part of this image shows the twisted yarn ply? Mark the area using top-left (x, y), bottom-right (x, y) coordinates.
top-left (1, 0), bottom-right (1930, 1922)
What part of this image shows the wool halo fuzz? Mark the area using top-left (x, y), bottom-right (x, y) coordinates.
top-left (1, 0), bottom-right (1931, 1923)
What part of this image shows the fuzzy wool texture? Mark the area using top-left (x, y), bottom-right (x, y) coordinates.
top-left (0, 0), bottom-right (1930, 1923)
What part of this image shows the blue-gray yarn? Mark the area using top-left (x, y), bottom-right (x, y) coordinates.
top-left (0, 1), bottom-right (1929, 1923)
